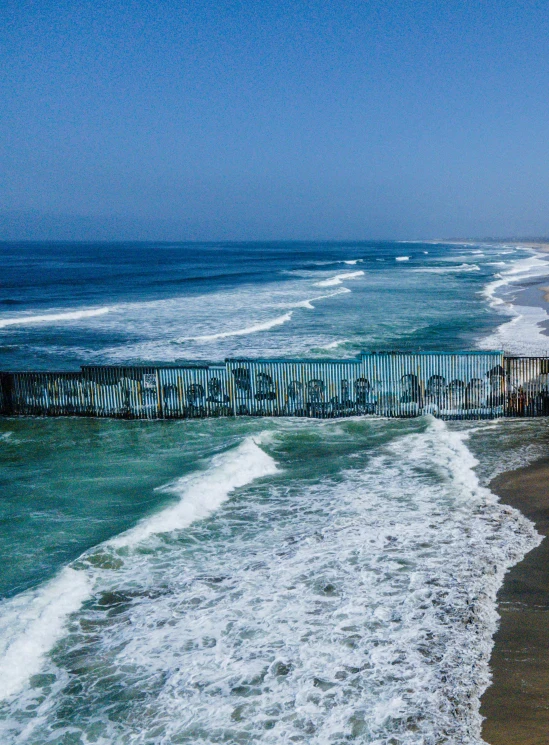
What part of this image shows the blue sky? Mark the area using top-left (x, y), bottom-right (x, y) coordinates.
top-left (1, 0), bottom-right (549, 240)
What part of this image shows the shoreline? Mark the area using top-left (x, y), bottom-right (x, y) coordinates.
top-left (481, 457), bottom-right (549, 744)
top-left (481, 242), bottom-right (549, 350)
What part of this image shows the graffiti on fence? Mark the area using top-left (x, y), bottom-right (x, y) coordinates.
top-left (4, 351), bottom-right (537, 420)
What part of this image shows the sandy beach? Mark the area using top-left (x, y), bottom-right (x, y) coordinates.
top-left (481, 457), bottom-right (549, 744)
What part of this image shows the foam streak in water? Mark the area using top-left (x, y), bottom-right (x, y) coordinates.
top-left (314, 271), bottom-right (364, 287)
top-left (174, 313), bottom-right (293, 343)
top-left (319, 338), bottom-right (349, 349)
top-left (0, 307), bottom-right (111, 328)
top-left (413, 263), bottom-right (480, 274)
top-left (290, 288), bottom-right (351, 309)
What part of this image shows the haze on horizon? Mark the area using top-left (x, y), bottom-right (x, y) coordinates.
top-left (1, 0), bottom-right (549, 242)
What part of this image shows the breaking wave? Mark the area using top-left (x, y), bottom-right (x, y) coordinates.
top-left (412, 263), bottom-right (481, 274)
top-left (479, 250), bottom-right (549, 354)
top-left (0, 568), bottom-right (92, 700)
top-left (109, 436), bottom-right (278, 548)
top-left (482, 253), bottom-right (549, 310)
top-left (174, 312), bottom-right (294, 343)
top-left (0, 307), bottom-right (112, 328)
top-left (0, 436), bottom-right (277, 703)
top-left (0, 420), bottom-right (540, 745)
top-left (290, 288), bottom-right (351, 309)
top-left (318, 338), bottom-right (349, 350)
top-left (314, 271), bottom-right (364, 287)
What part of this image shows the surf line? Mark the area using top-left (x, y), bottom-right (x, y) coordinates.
top-left (175, 312), bottom-right (294, 343)
top-left (291, 287), bottom-right (351, 309)
top-left (109, 435), bottom-right (278, 547)
top-left (314, 271), bottom-right (364, 287)
top-left (0, 435), bottom-right (278, 701)
top-left (0, 307), bottom-right (112, 328)
top-left (174, 287), bottom-right (352, 343)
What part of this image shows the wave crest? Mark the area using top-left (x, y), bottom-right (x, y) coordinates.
top-left (175, 312), bottom-right (294, 343)
top-left (0, 307), bottom-right (111, 329)
top-left (109, 436), bottom-right (278, 547)
top-left (314, 271), bottom-right (364, 287)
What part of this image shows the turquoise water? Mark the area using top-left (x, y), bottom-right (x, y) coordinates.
top-left (1, 241), bottom-right (549, 743)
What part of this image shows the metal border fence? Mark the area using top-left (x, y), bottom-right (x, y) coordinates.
top-left (3, 351), bottom-right (543, 420)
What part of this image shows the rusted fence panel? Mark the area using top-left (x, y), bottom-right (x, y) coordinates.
top-left (1, 351), bottom-right (547, 420)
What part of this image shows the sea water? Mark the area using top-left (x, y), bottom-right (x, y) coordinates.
top-left (1, 240), bottom-right (549, 744)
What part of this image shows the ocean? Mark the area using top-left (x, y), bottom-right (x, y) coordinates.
top-left (1, 240), bottom-right (549, 744)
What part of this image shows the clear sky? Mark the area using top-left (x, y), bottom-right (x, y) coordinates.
top-left (1, 0), bottom-right (549, 241)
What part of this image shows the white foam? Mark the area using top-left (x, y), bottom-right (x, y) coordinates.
top-left (482, 256), bottom-right (545, 311)
top-left (395, 255), bottom-right (409, 261)
top-left (0, 307), bottom-right (111, 328)
top-left (290, 288), bottom-right (351, 309)
top-left (0, 568), bottom-right (92, 700)
top-left (412, 263), bottom-right (481, 274)
top-left (479, 250), bottom-right (549, 354)
top-left (319, 339), bottom-right (349, 349)
top-left (314, 271), bottom-right (364, 287)
top-left (38, 419), bottom-right (536, 744)
top-left (0, 436), bottom-right (277, 704)
top-left (175, 312), bottom-right (294, 343)
top-left (109, 436), bottom-right (278, 548)
top-left (343, 259), bottom-right (363, 265)
top-left (480, 304), bottom-right (549, 355)
top-left (1, 421), bottom-right (540, 743)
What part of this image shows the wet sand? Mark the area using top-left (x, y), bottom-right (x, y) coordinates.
top-left (481, 458), bottom-right (549, 744)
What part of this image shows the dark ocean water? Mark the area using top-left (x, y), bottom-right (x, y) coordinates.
top-left (1, 240), bottom-right (549, 744)
top-left (0, 240), bottom-right (528, 370)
